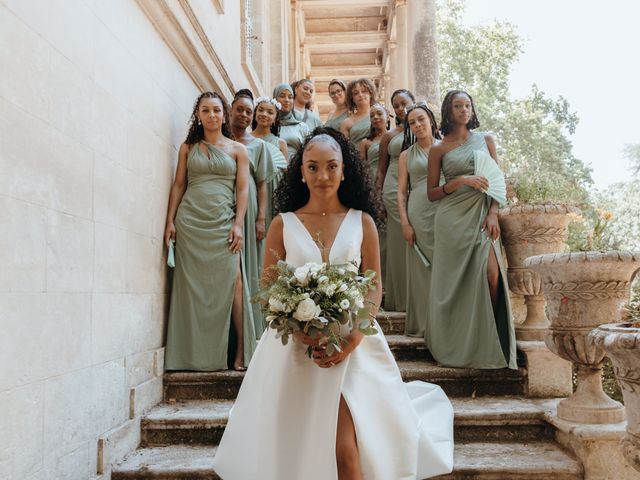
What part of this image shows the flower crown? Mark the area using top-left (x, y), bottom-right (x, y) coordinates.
top-left (255, 96), bottom-right (282, 110)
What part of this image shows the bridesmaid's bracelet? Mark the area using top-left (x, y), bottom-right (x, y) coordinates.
top-left (442, 183), bottom-right (451, 195)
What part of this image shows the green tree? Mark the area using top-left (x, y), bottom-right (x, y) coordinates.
top-left (436, 0), bottom-right (593, 204)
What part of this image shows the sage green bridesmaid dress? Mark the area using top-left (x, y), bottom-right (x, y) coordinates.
top-left (382, 132), bottom-right (407, 311)
top-left (260, 133), bottom-right (287, 230)
top-left (295, 108), bottom-right (322, 131)
top-left (244, 138), bottom-right (271, 337)
top-left (280, 123), bottom-right (309, 160)
top-left (324, 110), bottom-right (349, 131)
top-left (166, 143), bottom-right (257, 371)
top-left (404, 143), bottom-right (437, 337)
top-left (427, 131), bottom-right (517, 369)
top-left (348, 115), bottom-right (371, 147)
top-left (367, 140), bottom-right (386, 281)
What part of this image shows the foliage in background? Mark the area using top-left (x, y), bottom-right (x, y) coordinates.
top-left (436, 0), bottom-right (592, 206)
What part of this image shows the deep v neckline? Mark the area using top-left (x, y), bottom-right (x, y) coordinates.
top-left (291, 209), bottom-right (352, 263)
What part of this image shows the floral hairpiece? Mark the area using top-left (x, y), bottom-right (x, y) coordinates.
top-left (255, 96), bottom-right (282, 110)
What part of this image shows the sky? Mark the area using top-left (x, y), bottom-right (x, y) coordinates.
top-left (460, 0), bottom-right (639, 190)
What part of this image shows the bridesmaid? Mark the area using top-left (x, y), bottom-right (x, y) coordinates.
top-left (397, 102), bottom-right (441, 338)
top-left (251, 96), bottom-right (288, 229)
top-left (340, 78), bottom-right (376, 148)
top-left (426, 90), bottom-right (516, 369)
top-left (292, 79), bottom-right (322, 131)
top-left (274, 83), bottom-right (310, 160)
top-left (360, 103), bottom-right (390, 281)
top-left (376, 89), bottom-right (415, 312)
top-left (164, 92), bottom-right (256, 371)
top-left (324, 78), bottom-right (349, 131)
top-left (229, 89), bottom-right (273, 339)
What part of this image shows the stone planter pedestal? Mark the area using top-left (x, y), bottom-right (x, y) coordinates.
top-left (591, 322), bottom-right (640, 472)
top-left (524, 251), bottom-right (640, 424)
top-left (499, 204), bottom-right (580, 341)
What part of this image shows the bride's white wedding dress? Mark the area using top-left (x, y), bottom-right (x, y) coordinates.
top-left (213, 209), bottom-right (454, 479)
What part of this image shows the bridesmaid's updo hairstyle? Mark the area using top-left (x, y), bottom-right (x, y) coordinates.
top-left (402, 102), bottom-right (441, 150)
top-left (185, 91), bottom-right (231, 144)
top-left (232, 88), bottom-right (254, 107)
top-left (274, 127), bottom-right (384, 228)
top-left (291, 79), bottom-right (315, 110)
top-left (328, 79), bottom-right (347, 94)
top-left (345, 78), bottom-right (377, 112)
top-left (440, 89), bottom-right (480, 136)
top-left (390, 89), bottom-right (416, 126)
top-left (366, 103), bottom-right (390, 140)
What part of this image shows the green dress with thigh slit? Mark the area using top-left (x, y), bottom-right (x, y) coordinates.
top-left (404, 143), bottom-right (438, 337)
top-left (427, 131), bottom-right (517, 369)
top-left (166, 143), bottom-right (257, 371)
top-left (367, 140), bottom-right (386, 281)
top-left (382, 132), bottom-right (407, 311)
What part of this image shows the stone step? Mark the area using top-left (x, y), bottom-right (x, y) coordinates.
top-left (386, 334), bottom-right (433, 361)
top-left (164, 360), bottom-right (527, 401)
top-left (112, 441), bottom-right (582, 479)
top-left (140, 397), bottom-right (556, 447)
top-left (377, 310), bottom-right (406, 335)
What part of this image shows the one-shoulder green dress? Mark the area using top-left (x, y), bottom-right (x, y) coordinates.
top-left (348, 115), bottom-right (371, 147)
top-left (280, 123), bottom-right (310, 160)
top-left (382, 132), bottom-right (407, 311)
top-left (244, 138), bottom-right (271, 337)
top-left (324, 110), bottom-right (349, 131)
top-left (427, 131), bottom-right (517, 369)
top-left (404, 143), bottom-right (438, 337)
top-left (166, 143), bottom-right (257, 371)
top-left (367, 140), bottom-right (386, 280)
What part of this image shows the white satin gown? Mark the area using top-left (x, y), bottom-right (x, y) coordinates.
top-left (213, 209), bottom-right (454, 479)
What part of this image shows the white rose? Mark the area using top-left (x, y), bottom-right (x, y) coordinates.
top-left (318, 275), bottom-right (329, 284)
top-left (265, 315), bottom-right (277, 322)
top-left (325, 285), bottom-right (336, 296)
top-left (338, 283), bottom-right (348, 293)
top-left (339, 299), bottom-right (350, 309)
top-left (269, 297), bottom-right (286, 312)
top-left (309, 263), bottom-right (323, 274)
top-left (337, 268), bottom-right (346, 275)
top-left (294, 265), bottom-right (311, 285)
top-left (293, 298), bottom-right (321, 322)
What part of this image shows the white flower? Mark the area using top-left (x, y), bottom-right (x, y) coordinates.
top-left (325, 284), bottom-right (336, 296)
top-left (293, 298), bottom-right (321, 322)
top-left (269, 297), bottom-right (287, 312)
top-left (338, 283), bottom-right (348, 293)
top-left (339, 299), bottom-right (350, 309)
top-left (309, 263), bottom-right (323, 274)
top-left (337, 268), bottom-right (346, 275)
top-left (294, 265), bottom-right (311, 285)
top-left (318, 275), bottom-right (329, 284)
top-left (266, 315), bottom-right (277, 322)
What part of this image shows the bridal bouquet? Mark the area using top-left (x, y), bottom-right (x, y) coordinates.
top-left (261, 261), bottom-right (378, 356)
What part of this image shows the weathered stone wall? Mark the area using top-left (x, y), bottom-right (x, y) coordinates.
top-left (0, 0), bottom-right (268, 478)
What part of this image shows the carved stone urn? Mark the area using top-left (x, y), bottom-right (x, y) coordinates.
top-left (591, 321), bottom-right (640, 471)
top-left (524, 251), bottom-right (640, 424)
top-left (499, 204), bottom-right (580, 340)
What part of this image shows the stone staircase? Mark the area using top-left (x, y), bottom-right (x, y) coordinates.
top-left (112, 313), bottom-right (584, 479)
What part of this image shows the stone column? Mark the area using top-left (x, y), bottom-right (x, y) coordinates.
top-left (407, 0), bottom-right (439, 105)
top-left (386, 40), bottom-right (397, 105)
top-left (394, 0), bottom-right (409, 90)
top-left (269, 0), bottom-right (289, 90)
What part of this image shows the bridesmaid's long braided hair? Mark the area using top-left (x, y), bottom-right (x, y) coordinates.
top-left (184, 92), bottom-right (232, 145)
top-left (439, 89), bottom-right (480, 136)
top-left (274, 127), bottom-right (384, 228)
top-left (402, 103), bottom-right (441, 150)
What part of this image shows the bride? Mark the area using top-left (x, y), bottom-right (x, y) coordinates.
top-left (213, 128), bottom-right (454, 480)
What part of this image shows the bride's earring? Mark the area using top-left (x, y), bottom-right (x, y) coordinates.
top-left (302, 177), bottom-right (306, 183)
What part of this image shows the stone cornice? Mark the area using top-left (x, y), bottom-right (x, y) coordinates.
top-left (136, 0), bottom-right (236, 100)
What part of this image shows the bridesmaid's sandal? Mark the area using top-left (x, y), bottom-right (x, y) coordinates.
top-left (233, 362), bottom-right (247, 372)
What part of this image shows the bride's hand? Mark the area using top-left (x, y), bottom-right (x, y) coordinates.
top-left (293, 331), bottom-right (320, 346)
top-left (313, 331), bottom-right (364, 368)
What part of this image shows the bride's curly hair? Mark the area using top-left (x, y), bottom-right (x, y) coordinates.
top-left (274, 127), bottom-right (384, 228)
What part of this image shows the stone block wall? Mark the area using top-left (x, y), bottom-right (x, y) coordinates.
top-left (0, 0), bottom-right (200, 478)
